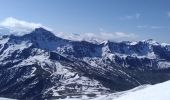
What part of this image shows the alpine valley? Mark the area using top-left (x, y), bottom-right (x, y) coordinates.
top-left (0, 28), bottom-right (170, 100)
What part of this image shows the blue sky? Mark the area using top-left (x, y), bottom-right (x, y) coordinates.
top-left (0, 0), bottom-right (170, 43)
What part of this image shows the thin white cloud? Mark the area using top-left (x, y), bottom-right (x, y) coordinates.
top-left (0, 27), bottom-right (4, 30)
top-left (167, 12), bottom-right (170, 17)
top-left (55, 31), bottom-right (138, 42)
top-left (0, 17), bottom-right (138, 42)
top-left (135, 13), bottom-right (141, 19)
top-left (99, 28), bottom-right (104, 32)
top-left (137, 25), bottom-right (169, 29)
top-left (150, 26), bottom-right (163, 29)
top-left (0, 17), bottom-right (51, 35)
top-left (120, 13), bottom-right (141, 20)
top-left (137, 25), bottom-right (148, 28)
top-left (100, 32), bottom-right (137, 41)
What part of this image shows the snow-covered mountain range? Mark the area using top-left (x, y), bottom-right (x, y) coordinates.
top-left (0, 28), bottom-right (170, 100)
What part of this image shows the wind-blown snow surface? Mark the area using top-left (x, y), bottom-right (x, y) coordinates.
top-left (93, 80), bottom-right (170, 100)
top-left (0, 97), bottom-right (15, 100)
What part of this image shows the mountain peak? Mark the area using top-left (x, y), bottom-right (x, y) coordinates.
top-left (34, 27), bottom-right (49, 32)
top-left (23, 27), bottom-right (58, 40)
top-left (32, 27), bottom-right (52, 35)
top-left (145, 39), bottom-right (155, 43)
top-left (101, 40), bottom-right (110, 45)
top-left (141, 39), bottom-right (159, 45)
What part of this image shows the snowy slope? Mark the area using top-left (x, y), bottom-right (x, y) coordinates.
top-left (93, 80), bottom-right (170, 100)
top-left (0, 97), bottom-right (16, 100)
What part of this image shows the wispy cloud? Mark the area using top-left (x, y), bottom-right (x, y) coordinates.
top-left (120, 13), bottom-right (141, 20)
top-left (150, 26), bottom-right (163, 29)
top-left (0, 17), bottom-right (138, 42)
top-left (167, 12), bottom-right (170, 17)
top-left (0, 17), bottom-right (51, 35)
top-left (55, 31), bottom-right (138, 42)
top-left (99, 28), bottom-right (104, 32)
top-left (137, 25), bottom-right (148, 28)
top-left (137, 25), bottom-right (170, 29)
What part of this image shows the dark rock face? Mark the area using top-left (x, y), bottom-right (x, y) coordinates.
top-left (0, 28), bottom-right (170, 100)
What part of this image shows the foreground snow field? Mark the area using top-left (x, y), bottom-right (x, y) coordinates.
top-left (0, 98), bottom-right (16, 100)
top-left (59, 80), bottom-right (170, 100)
top-left (93, 80), bottom-right (170, 100)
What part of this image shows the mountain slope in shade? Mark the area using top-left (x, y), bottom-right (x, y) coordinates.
top-left (93, 80), bottom-right (170, 100)
top-left (0, 28), bottom-right (170, 100)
